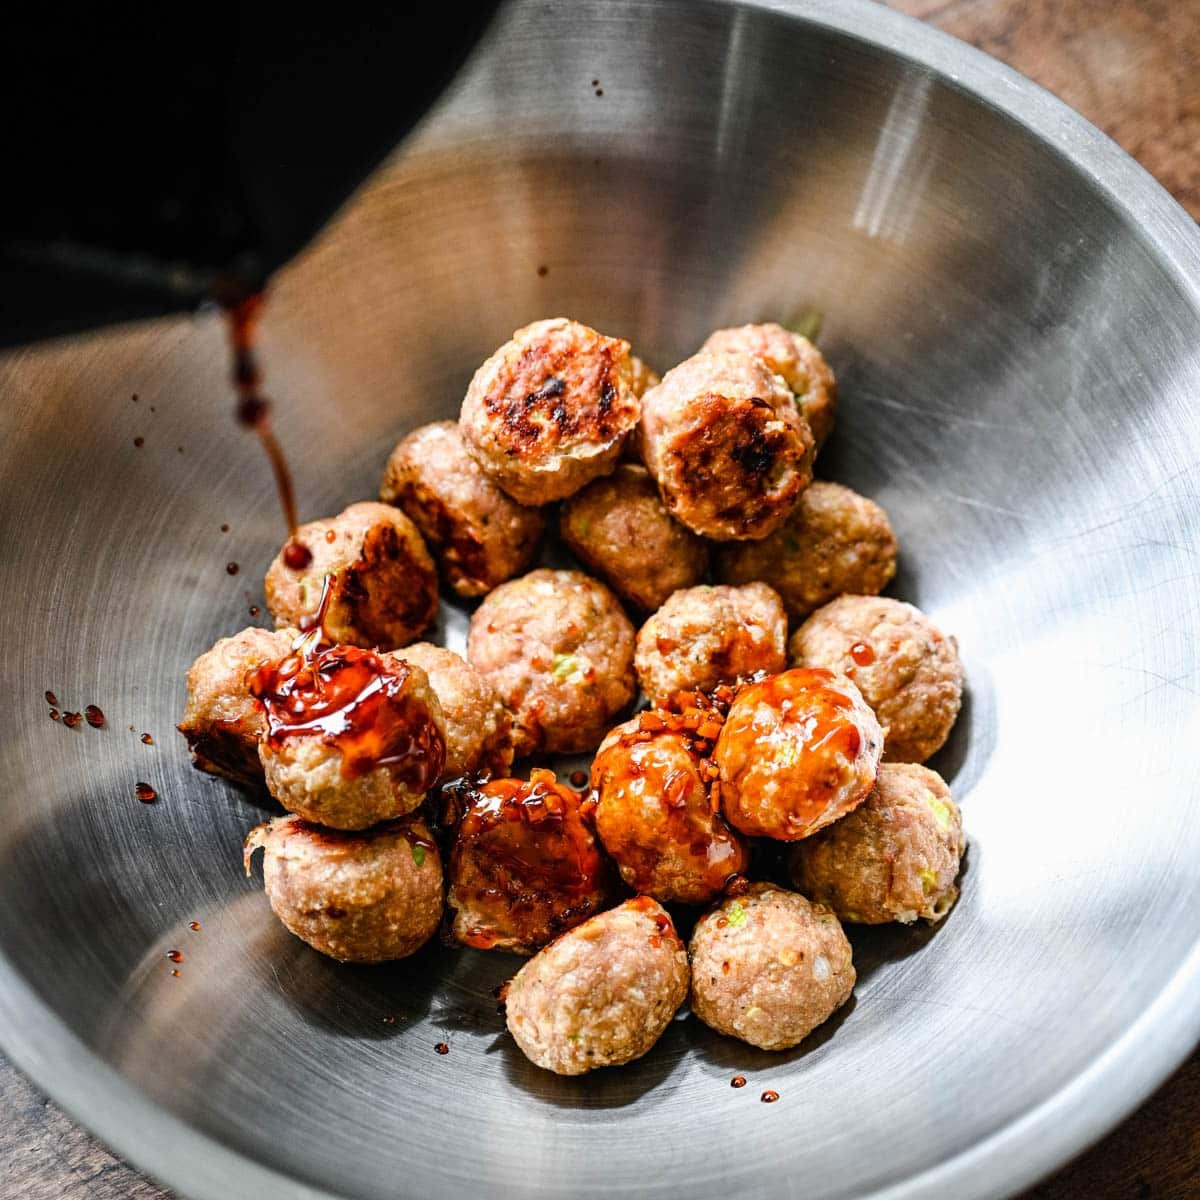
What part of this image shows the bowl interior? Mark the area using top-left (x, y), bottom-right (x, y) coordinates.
top-left (3, 2), bottom-right (1200, 1199)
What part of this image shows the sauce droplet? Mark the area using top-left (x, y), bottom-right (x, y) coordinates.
top-left (226, 562), bottom-right (240, 576)
top-left (189, 921), bottom-right (201, 932)
top-left (282, 539), bottom-right (312, 570)
top-left (171, 969), bottom-right (180, 977)
top-left (537, 265), bottom-right (548, 277)
top-left (324, 529), bottom-right (337, 543)
top-left (141, 732), bottom-right (154, 745)
top-left (49, 709), bottom-right (61, 721)
top-left (434, 1042), bottom-right (449, 1056)
top-left (44, 690), bottom-right (58, 706)
top-left (383, 1014), bottom-right (396, 1025)
top-left (249, 605), bottom-right (261, 618)
top-left (220, 523), bottom-right (230, 533)
top-left (135, 782), bottom-right (157, 804)
top-left (761, 1090), bottom-right (779, 1104)
top-left (133, 436), bottom-right (144, 448)
top-left (850, 641), bottom-right (875, 667)
top-left (62, 711), bottom-right (82, 728)
top-left (84, 705), bottom-right (105, 728)
top-left (731, 1075), bottom-right (747, 1089)
top-left (166, 950), bottom-right (183, 963)
top-left (568, 769), bottom-right (588, 790)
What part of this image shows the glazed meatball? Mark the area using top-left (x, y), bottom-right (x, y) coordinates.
top-left (178, 625), bottom-right (298, 785)
top-left (700, 322), bottom-right (837, 449)
top-left (639, 351), bottom-right (814, 540)
top-left (393, 643), bottom-right (513, 783)
top-left (790, 763), bottom-right (964, 924)
top-left (690, 883), bottom-right (854, 1051)
top-left (790, 595), bottom-right (963, 763)
top-left (714, 668), bottom-right (882, 840)
top-left (379, 420), bottom-right (544, 598)
top-left (251, 642), bottom-right (446, 830)
top-left (264, 501), bottom-right (438, 650)
top-left (467, 568), bottom-right (636, 757)
top-left (505, 897), bottom-right (689, 1075)
top-left (634, 582), bottom-right (786, 707)
top-left (459, 317), bottom-right (639, 505)
top-left (717, 481), bottom-right (898, 620)
top-left (445, 771), bottom-right (612, 954)
top-left (244, 814), bottom-right (442, 963)
top-left (559, 464), bottom-right (709, 612)
top-left (591, 711), bottom-right (749, 905)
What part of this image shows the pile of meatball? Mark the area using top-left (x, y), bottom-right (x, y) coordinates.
top-left (179, 317), bottom-right (966, 1077)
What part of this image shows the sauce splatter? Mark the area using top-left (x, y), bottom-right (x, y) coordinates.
top-left (434, 1042), bottom-right (450, 1056)
top-left (84, 705), bottom-right (105, 728)
top-left (850, 641), bottom-right (875, 667)
top-left (166, 950), bottom-right (183, 964)
top-left (62, 711), bottom-right (82, 728)
top-left (141, 732), bottom-right (154, 745)
top-left (761, 1090), bottom-right (779, 1104)
top-left (44, 690), bottom-right (58, 706)
top-left (188, 922), bottom-right (201, 932)
top-left (135, 782), bottom-right (157, 804)
top-left (226, 562), bottom-right (240, 576)
top-left (731, 1075), bottom-right (747, 1089)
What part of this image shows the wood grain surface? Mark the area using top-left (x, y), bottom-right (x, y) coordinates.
top-left (2, 1), bottom-right (1198, 1197)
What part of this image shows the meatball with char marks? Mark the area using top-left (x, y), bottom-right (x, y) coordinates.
top-left (714, 667), bottom-right (882, 841)
top-left (264, 501), bottom-right (438, 650)
top-left (560, 464), bottom-right (708, 612)
top-left (380, 420), bottom-right (543, 598)
top-left (790, 595), bottom-right (963, 763)
top-left (244, 814), bottom-right (442, 963)
top-left (460, 317), bottom-right (639, 505)
top-left (446, 771), bottom-right (613, 955)
top-left (639, 351), bottom-right (814, 540)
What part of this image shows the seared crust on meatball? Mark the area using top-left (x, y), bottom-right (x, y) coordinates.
top-left (379, 421), bottom-right (544, 598)
top-left (264, 502), bottom-right (438, 650)
top-left (505, 897), bottom-right (689, 1074)
top-left (245, 814), bottom-right (442, 963)
top-left (178, 625), bottom-right (298, 785)
top-left (467, 568), bottom-right (636, 757)
top-left (253, 648), bottom-right (446, 831)
top-left (717, 481), bottom-right (897, 620)
top-left (560, 464), bottom-right (709, 612)
top-left (701, 322), bottom-right (837, 449)
top-left (714, 668), bottom-right (883, 840)
top-left (446, 771), bottom-right (612, 955)
top-left (591, 715), bottom-right (749, 904)
top-left (639, 351), bottom-right (815, 540)
top-left (392, 643), bottom-right (513, 783)
top-left (790, 763), bottom-right (964, 924)
top-left (459, 318), bottom-right (639, 505)
top-left (790, 595), bottom-right (963, 763)
top-left (689, 883), bottom-right (854, 1050)
top-left (634, 583), bottom-right (786, 707)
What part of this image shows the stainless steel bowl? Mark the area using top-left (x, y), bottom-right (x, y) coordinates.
top-left (3, 2), bottom-right (1199, 1197)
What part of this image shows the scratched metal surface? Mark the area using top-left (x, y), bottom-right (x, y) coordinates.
top-left (1, 2), bottom-right (1199, 1199)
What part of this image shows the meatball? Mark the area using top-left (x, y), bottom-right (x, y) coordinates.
top-left (379, 420), bottom-right (544, 598)
top-left (689, 883), bottom-right (854, 1051)
top-left (244, 814), bottom-right (442, 963)
top-left (714, 668), bottom-right (882, 841)
top-left (445, 771), bottom-right (612, 954)
top-left (251, 642), bottom-right (446, 830)
top-left (178, 625), bottom-right (298, 785)
top-left (700, 322), bottom-right (837, 449)
top-left (467, 568), bottom-right (636, 757)
top-left (392, 643), bottom-right (513, 783)
top-left (590, 711), bottom-right (749, 904)
top-left (639, 351), bottom-right (814, 540)
top-left (505, 897), bottom-right (689, 1074)
top-left (559, 464), bottom-right (709, 612)
top-left (634, 582), bottom-right (786, 707)
top-left (790, 763), bottom-right (964, 924)
top-left (790, 595), bottom-right (963, 763)
top-left (717, 481), bottom-right (898, 620)
top-left (264, 501), bottom-right (438, 650)
top-left (459, 317), bottom-right (639, 505)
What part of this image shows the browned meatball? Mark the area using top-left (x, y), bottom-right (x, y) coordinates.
top-left (634, 582), bottom-right (786, 707)
top-left (590, 711), bottom-right (749, 904)
top-left (445, 771), bottom-right (613, 955)
top-left (467, 568), bottom-right (636, 757)
top-left (379, 420), bottom-right (544, 598)
top-left (177, 625), bottom-right (297, 785)
top-left (244, 814), bottom-right (442, 963)
top-left (250, 641), bottom-right (446, 830)
top-left (790, 595), bottom-right (963, 763)
top-left (393, 643), bottom-right (513, 783)
top-left (559, 464), bottom-right (709, 612)
top-left (717, 481), bottom-right (898, 620)
top-left (264, 501), bottom-right (438, 650)
top-left (700, 322), bottom-right (837, 449)
top-left (505, 897), bottom-right (689, 1074)
top-left (790, 763), bottom-right (964, 924)
top-left (689, 883), bottom-right (854, 1050)
top-left (459, 318), bottom-right (639, 505)
top-left (714, 668), bottom-right (883, 840)
top-left (639, 351), bottom-right (814, 540)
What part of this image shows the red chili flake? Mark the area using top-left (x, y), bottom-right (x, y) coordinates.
top-left (761, 1090), bottom-right (779, 1104)
top-left (731, 1075), bottom-right (747, 1088)
top-left (84, 704), bottom-right (105, 728)
top-left (434, 1042), bottom-right (449, 1056)
top-left (62, 711), bottom-right (82, 727)
top-left (135, 782), bottom-right (157, 803)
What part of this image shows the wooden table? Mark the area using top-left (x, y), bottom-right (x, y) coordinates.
top-left (2, 1), bottom-right (1198, 1196)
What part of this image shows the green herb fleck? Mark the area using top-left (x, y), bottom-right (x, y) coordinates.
top-left (918, 867), bottom-right (938, 894)
top-left (727, 901), bottom-right (747, 928)
top-left (925, 792), bottom-right (954, 831)
top-left (786, 307), bottom-right (824, 343)
top-left (411, 843), bottom-right (426, 868)
top-left (552, 653), bottom-right (579, 682)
